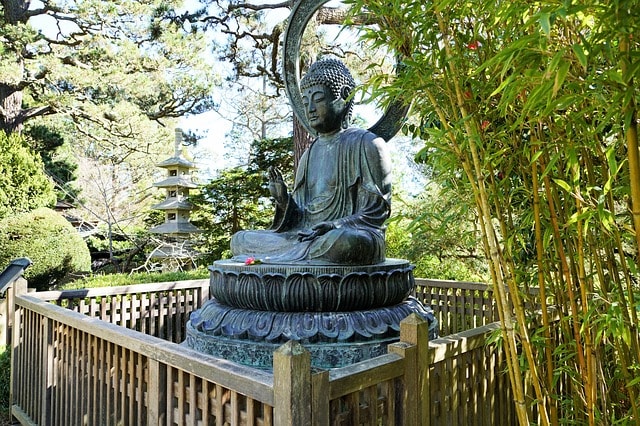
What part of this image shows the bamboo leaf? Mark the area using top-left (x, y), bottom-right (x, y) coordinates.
top-left (606, 69), bottom-right (624, 85)
top-left (529, 149), bottom-right (544, 165)
top-left (553, 178), bottom-right (572, 193)
top-left (539, 12), bottom-right (551, 36)
top-left (541, 151), bottom-right (561, 179)
top-left (552, 94), bottom-right (580, 111)
top-left (553, 61), bottom-right (570, 98)
top-left (572, 43), bottom-right (587, 70)
top-left (597, 205), bottom-right (615, 231)
top-left (567, 209), bottom-right (591, 226)
top-left (489, 74), bottom-right (517, 98)
top-left (605, 145), bottom-right (618, 176)
top-left (548, 50), bottom-right (564, 75)
top-left (622, 59), bottom-right (640, 84)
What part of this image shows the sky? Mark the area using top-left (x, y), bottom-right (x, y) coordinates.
top-left (177, 0), bottom-right (390, 180)
top-left (26, 0), bottom-right (425, 193)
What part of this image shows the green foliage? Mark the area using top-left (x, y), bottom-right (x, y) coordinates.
top-left (347, 0), bottom-right (640, 422)
top-left (190, 167), bottom-right (271, 262)
top-left (386, 182), bottom-right (489, 282)
top-left (59, 269), bottom-right (209, 290)
top-left (0, 131), bottom-right (56, 219)
top-left (1, 0), bottom-right (217, 139)
top-left (24, 124), bottom-right (79, 203)
top-left (247, 137), bottom-right (295, 175)
top-left (0, 346), bottom-right (9, 422)
top-left (191, 137), bottom-right (294, 262)
top-left (0, 207), bottom-right (91, 290)
top-left (386, 188), bottom-right (487, 282)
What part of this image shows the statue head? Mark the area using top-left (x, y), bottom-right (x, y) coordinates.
top-left (300, 58), bottom-right (355, 133)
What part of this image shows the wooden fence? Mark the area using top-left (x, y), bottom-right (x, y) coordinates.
top-left (33, 279), bottom-right (210, 343)
top-left (414, 278), bottom-right (500, 336)
top-left (4, 276), bottom-right (518, 425)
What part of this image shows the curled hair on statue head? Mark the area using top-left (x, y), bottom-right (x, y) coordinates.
top-left (301, 58), bottom-right (355, 127)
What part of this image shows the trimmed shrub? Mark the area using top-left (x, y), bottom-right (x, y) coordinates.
top-left (0, 131), bottom-right (56, 219)
top-left (0, 207), bottom-right (91, 290)
top-left (0, 346), bottom-right (9, 420)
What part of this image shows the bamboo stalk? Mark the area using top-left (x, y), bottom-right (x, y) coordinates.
top-left (432, 10), bottom-right (546, 425)
top-left (531, 144), bottom-right (559, 425)
top-left (618, 33), bottom-right (640, 422)
top-left (571, 155), bottom-right (596, 426)
top-left (582, 141), bottom-right (613, 415)
top-left (621, 37), bottom-right (640, 273)
top-left (421, 60), bottom-right (532, 425)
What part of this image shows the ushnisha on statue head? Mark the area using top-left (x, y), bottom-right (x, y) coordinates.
top-left (299, 58), bottom-right (356, 133)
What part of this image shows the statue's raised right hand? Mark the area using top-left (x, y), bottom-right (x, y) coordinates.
top-left (268, 166), bottom-right (288, 205)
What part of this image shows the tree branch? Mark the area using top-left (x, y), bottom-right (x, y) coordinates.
top-left (316, 7), bottom-right (377, 25)
top-left (20, 105), bottom-right (55, 121)
top-left (227, 1), bottom-right (295, 12)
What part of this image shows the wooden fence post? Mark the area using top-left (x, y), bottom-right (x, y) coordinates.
top-left (5, 277), bottom-right (27, 348)
top-left (147, 358), bottom-right (167, 425)
top-left (388, 313), bottom-right (430, 426)
top-left (40, 316), bottom-right (54, 426)
top-left (273, 340), bottom-right (311, 426)
top-left (311, 369), bottom-right (330, 426)
top-left (8, 277), bottom-right (28, 423)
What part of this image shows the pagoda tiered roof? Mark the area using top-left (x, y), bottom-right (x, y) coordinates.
top-left (149, 222), bottom-right (202, 234)
top-left (157, 156), bottom-right (196, 169)
top-left (153, 177), bottom-right (198, 188)
top-left (152, 199), bottom-right (193, 210)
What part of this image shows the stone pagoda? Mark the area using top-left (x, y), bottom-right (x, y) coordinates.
top-left (149, 128), bottom-right (201, 265)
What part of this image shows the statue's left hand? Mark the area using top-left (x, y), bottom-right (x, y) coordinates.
top-left (297, 222), bottom-right (334, 242)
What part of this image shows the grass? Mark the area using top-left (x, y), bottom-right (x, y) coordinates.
top-left (58, 268), bottom-right (209, 290)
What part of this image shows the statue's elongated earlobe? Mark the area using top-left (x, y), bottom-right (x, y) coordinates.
top-left (341, 85), bottom-right (351, 100)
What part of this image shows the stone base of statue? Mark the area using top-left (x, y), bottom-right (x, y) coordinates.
top-left (184, 259), bottom-right (438, 369)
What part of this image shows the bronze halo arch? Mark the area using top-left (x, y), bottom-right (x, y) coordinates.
top-left (282, 0), bottom-right (410, 141)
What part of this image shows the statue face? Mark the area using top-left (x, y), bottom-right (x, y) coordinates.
top-left (301, 84), bottom-right (345, 134)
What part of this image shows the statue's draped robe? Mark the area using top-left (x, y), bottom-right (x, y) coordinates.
top-left (231, 128), bottom-right (391, 265)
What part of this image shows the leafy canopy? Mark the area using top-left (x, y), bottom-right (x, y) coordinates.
top-left (190, 136), bottom-right (294, 262)
top-left (0, 0), bottom-right (218, 142)
top-left (347, 0), bottom-right (640, 423)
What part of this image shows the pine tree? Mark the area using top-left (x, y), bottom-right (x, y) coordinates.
top-left (0, 0), bottom-right (217, 142)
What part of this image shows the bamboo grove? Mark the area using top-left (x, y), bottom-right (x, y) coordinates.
top-left (346, 0), bottom-right (640, 424)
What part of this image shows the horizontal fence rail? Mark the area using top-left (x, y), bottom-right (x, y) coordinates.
top-left (7, 277), bottom-right (520, 425)
top-left (12, 293), bottom-right (274, 426)
top-left (33, 279), bottom-right (209, 343)
top-left (414, 278), bottom-right (498, 336)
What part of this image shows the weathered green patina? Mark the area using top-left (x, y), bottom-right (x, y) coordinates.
top-left (185, 3), bottom-right (437, 369)
top-left (232, 59), bottom-right (391, 265)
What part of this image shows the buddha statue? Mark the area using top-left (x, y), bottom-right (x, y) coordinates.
top-left (230, 58), bottom-right (392, 265)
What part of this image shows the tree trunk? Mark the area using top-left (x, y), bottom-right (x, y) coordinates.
top-left (0, 0), bottom-right (30, 134)
top-left (293, 115), bottom-right (313, 172)
top-left (0, 83), bottom-right (24, 134)
top-left (316, 7), bottom-right (376, 26)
